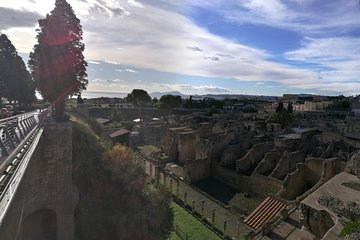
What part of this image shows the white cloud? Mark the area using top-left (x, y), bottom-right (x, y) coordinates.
top-left (78, 2), bottom-right (319, 89)
top-left (152, 83), bottom-right (232, 94)
top-left (88, 60), bottom-right (101, 64)
top-left (284, 37), bottom-right (360, 89)
top-left (2, 0), bottom-right (359, 95)
top-left (125, 69), bottom-right (137, 73)
top-left (127, 0), bottom-right (143, 8)
top-left (191, 0), bottom-right (360, 36)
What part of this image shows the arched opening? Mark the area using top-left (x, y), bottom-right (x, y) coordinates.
top-left (21, 209), bottom-right (57, 240)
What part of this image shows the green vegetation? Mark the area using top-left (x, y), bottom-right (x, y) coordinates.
top-left (29, 0), bottom-right (88, 121)
top-left (0, 34), bottom-right (35, 106)
top-left (340, 219), bottom-right (360, 238)
top-left (72, 115), bottom-right (173, 240)
top-left (183, 96), bottom-right (223, 109)
top-left (266, 102), bottom-right (294, 127)
top-left (157, 94), bottom-right (182, 110)
top-left (103, 121), bottom-right (124, 129)
top-left (169, 203), bottom-right (221, 240)
top-left (205, 106), bottom-right (221, 116)
top-left (127, 89), bottom-right (151, 106)
top-left (327, 100), bottom-right (350, 111)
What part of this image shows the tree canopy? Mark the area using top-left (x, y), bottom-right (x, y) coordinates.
top-left (276, 102), bottom-right (284, 112)
top-left (127, 89), bottom-right (151, 106)
top-left (0, 34), bottom-right (35, 106)
top-left (29, 0), bottom-right (87, 121)
top-left (266, 109), bottom-right (294, 128)
top-left (158, 94), bottom-right (182, 110)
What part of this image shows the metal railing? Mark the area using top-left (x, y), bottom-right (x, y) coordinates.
top-left (0, 112), bottom-right (39, 158)
top-left (0, 127), bottom-right (44, 226)
top-left (0, 111), bottom-right (46, 227)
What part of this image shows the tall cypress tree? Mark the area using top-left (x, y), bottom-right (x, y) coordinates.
top-left (0, 34), bottom-right (35, 106)
top-left (29, 0), bottom-right (87, 121)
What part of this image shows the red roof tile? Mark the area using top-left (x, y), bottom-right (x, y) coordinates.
top-left (244, 196), bottom-right (287, 230)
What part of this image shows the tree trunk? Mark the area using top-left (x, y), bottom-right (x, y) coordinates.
top-left (54, 99), bottom-right (65, 122)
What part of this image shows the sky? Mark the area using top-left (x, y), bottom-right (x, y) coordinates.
top-left (1, 0), bottom-right (360, 96)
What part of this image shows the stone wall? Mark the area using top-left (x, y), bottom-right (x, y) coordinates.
top-left (221, 143), bottom-right (246, 165)
top-left (76, 104), bottom-right (89, 118)
top-left (0, 123), bottom-right (75, 240)
top-left (212, 163), bottom-right (283, 197)
top-left (349, 151), bottom-right (360, 178)
top-left (88, 107), bottom-right (162, 119)
top-left (183, 158), bottom-right (211, 183)
top-left (88, 107), bottom-right (204, 120)
top-left (279, 163), bottom-right (306, 200)
top-left (253, 147), bottom-right (286, 176)
top-left (141, 124), bottom-right (167, 145)
top-left (236, 142), bottom-right (274, 175)
top-left (270, 150), bottom-right (305, 180)
top-left (211, 132), bottom-right (235, 161)
top-left (178, 131), bottom-right (196, 164)
top-left (304, 157), bottom-right (324, 185)
top-left (299, 204), bottom-right (335, 239)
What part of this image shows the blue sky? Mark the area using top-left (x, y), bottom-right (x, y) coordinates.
top-left (1, 0), bottom-right (360, 96)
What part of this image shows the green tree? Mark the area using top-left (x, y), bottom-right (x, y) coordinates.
top-left (127, 89), bottom-right (151, 106)
top-left (287, 102), bottom-right (293, 113)
top-left (29, 0), bottom-right (88, 121)
top-left (0, 34), bottom-right (35, 105)
top-left (266, 109), bottom-right (294, 128)
top-left (127, 89), bottom-right (151, 120)
top-left (205, 106), bottom-right (221, 116)
top-left (276, 102), bottom-right (284, 112)
top-left (152, 97), bottom-right (159, 105)
top-left (77, 94), bottom-right (84, 104)
top-left (158, 94), bottom-right (182, 113)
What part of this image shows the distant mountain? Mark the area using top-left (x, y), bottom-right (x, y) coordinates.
top-left (148, 91), bottom-right (282, 100)
top-left (149, 91), bottom-right (187, 99)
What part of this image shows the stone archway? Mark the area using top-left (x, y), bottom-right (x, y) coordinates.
top-left (21, 209), bottom-right (57, 240)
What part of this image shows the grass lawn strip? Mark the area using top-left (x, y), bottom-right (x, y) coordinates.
top-left (169, 202), bottom-right (222, 240)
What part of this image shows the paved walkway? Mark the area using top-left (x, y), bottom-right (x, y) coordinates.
top-left (266, 211), bottom-right (315, 240)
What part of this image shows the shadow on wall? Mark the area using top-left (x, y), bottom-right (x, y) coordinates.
top-left (21, 209), bottom-right (57, 240)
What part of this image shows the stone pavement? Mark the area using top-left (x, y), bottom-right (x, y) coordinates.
top-left (266, 211), bottom-right (315, 240)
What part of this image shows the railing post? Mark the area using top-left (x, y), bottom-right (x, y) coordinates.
top-left (19, 120), bottom-right (29, 135)
top-left (14, 121), bottom-right (24, 139)
top-left (4, 124), bottom-right (15, 149)
top-left (9, 122), bottom-right (20, 144)
top-left (0, 137), bottom-right (8, 157)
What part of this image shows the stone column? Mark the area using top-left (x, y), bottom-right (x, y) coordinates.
top-left (223, 220), bottom-right (227, 239)
top-left (212, 208), bottom-right (216, 227)
top-left (201, 200), bottom-right (205, 219)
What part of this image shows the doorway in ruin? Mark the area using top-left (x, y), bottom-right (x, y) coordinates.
top-left (21, 209), bottom-right (57, 240)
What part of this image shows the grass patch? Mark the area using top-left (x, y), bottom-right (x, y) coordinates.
top-left (169, 202), bottom-right (221, 240)
top-left (341, 219), bottom-right (360, 237)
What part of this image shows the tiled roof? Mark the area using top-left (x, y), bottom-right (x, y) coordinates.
top-left (244, 196), bottom-right (287, 230)
top-left (109, 129), bottom-right (130, 138)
